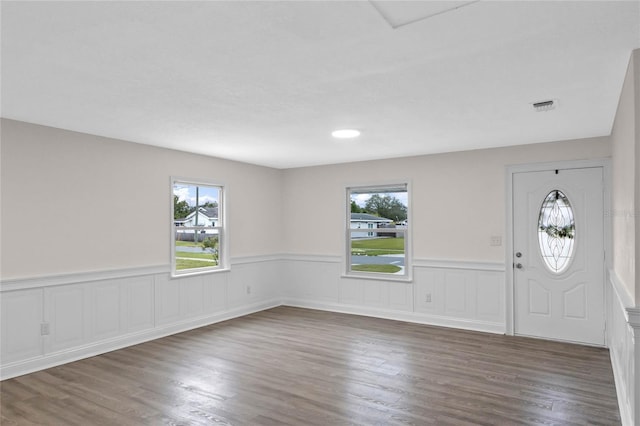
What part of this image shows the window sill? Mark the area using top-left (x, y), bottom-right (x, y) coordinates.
top-left (171, 267), bottom-right (230, 279)
top-left (341, 272), bottom-right (413, 283)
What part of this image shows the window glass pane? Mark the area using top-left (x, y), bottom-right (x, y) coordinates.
top-left (348, 186), bottom-right (408, 276)
top-left (173, 182), bottom-right (222, 275)
top-left (175, 230), bottom-right (219, 271)
top-left (173, 184), bottom-right (220, 226)
top-left (538, 190), bottom-right (575, 273)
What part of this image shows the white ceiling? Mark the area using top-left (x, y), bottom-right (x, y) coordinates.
top-left (2, 1), bottom-right (639, 169)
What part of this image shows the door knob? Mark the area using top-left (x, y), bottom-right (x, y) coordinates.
top-left (515, 263), bottom-right (523, 269)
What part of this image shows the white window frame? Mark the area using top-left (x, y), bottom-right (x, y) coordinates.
top-left (171, 177), bottom-right (228, 277)
top-left (344, 182), bottom-right (412, 282)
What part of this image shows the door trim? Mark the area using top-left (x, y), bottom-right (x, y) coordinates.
top-left (505, 158), bottom-right (611, 339)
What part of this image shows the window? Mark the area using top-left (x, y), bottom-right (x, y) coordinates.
top-left (346, 184), bottom-right (410, 279)
top-left (538, 189), bottom-right (575, 273)
top-left (171, 178), bottom-right (226, 276)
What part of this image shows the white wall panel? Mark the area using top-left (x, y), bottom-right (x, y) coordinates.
top-left (227, 266), bottom-right (250, 308)
top-left (313, 263), bottom-right (340, 301)
top-left (45, 285), bottom-right (87, 353)
top-left (284, 260), bottom-right (341, 302)
top-left (155, 275), bottom-right (181, 325)
top-left (1, 258), bottom-right (282, 380)
top-left (363, 280), bottom-right (386, 307)
top-left (388, 283), bottom-right (412, 311)
top-left (414, 269), bottom-right (439, 313)
top-left (444, 271), bottom-right (468, 315)
top-left (125, 277), bottom-right (154, 332)
top-left (228, 261), bottom-right (281, 308)
top-left (265, 260), bottom-right (285, 300)
top-left (340, 279), bottom-right (363, 304)
top-left (180, 275), bottom-right (205, 319)
top-left (1, 258), bottom-right (507, 381)
top-left (0, 289), bottom-right (43, 363)
top-left (91, 280), bottom-right (121, 341)
top-left (281, 261), bottom-right (304, 299)
top-left (608, 271), bottom-right (637, 426)
top-left (203, 272), bottom-right (227, 312)
top-left (476, 272), bottom-right (504, 322)
top-left (286, 259), bottom-right (505, 333)
top-left (411, 266), bottom-right (504, 327)
top-left (155, 264), bottom-right (274, 327)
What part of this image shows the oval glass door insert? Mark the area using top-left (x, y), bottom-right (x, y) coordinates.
top-left (538, 190), bottom-right (575, 273)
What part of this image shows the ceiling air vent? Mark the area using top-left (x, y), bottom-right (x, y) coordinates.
top-left (532, 99), bottom-right (556, 112)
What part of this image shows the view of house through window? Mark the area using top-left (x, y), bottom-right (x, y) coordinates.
top-left (172, 179), bottom-right (224, 276)
top-left (347, 184), bottom-right (409, 277)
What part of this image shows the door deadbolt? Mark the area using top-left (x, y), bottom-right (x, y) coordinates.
top-left (515, 252), bottom-right (522, 258)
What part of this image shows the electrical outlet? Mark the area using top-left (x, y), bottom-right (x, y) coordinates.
top-left (490, 235), bottom-right (502, 247)
top-left (425, 293), bottom-right (432, 303)
top-left (246, 285), bottom-right (251, 295)
top-left (40, 323), bottom-right (50, 335)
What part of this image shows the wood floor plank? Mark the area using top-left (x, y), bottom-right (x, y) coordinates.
top-left (0, 306), bottom-right (621, 425)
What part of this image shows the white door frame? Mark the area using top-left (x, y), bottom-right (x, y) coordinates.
top-left (505, 158), bottom-right (611, 338)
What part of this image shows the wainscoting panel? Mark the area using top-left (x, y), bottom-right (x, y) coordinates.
top-left (90, 279), bottom-right (121, 341)
top-left (476, 272), bottom-right (504, 320)
top-left (125, 276), bottom-right (155, 333)
top-left (8, 253), bottom-right (635, 425)
top-left (389, 280), bottom-right (413, 311)
top-left (0, 258), bottom-right (282, 380)
top-left (228, 260), bottom-right (282, 308)
top-left (45, 284), bottom-right (87, 353)
top-left (607, 270), bottom-right (638, 426)
top-left (284, 257), bottom-right (505, 334)
top-left (0, 289), bottom-right (44, 364)
top-left (179, 274), bottom-right (206, 320)
top-left (204, 271), bottom-right (228, 312)
top-left (363, 279), bottom-right (386, 306)
top-left (283, 258), bottom-right (341, 303)
top-left (155, 274), bottom-right (182, 325)
top-left (443, 270), bottom-right (468, 315)
top-left (340, 278), bottom-right (363, 305)
top-left (156, 272), bottom-right (230, 326)
top-left (413, 265), bottom-right (505, 331)
top-left (1, 256), bottom-right (509, 380)
top-left (414, 268), bottom-right (439, 313)
top-left (339, 278), bottom-right (414, 312)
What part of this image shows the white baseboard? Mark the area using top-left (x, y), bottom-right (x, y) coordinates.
top-left (1, 298), bottom-right (281, 380)
top-left (282, 298), bottom-right (505, 334)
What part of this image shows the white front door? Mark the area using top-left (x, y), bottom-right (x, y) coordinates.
top-left (513, 167), bottom-right (604, 345)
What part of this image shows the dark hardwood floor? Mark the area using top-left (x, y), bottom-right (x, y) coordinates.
top-left (1, 306), bottom-right (620, 425)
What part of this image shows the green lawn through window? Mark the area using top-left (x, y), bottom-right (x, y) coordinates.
top-left (351, 237), bottom-right (404, 256)
top-left (351, 264), bottom-right (401, 273)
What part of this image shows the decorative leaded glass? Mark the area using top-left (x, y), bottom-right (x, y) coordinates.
top-left (538, 190), bottom-right (575, 273)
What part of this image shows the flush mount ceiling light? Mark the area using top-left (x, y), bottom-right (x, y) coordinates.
top-left (532, 99), bottom-right (557, 112)
top-left (331, 129), bottom-right (361, 139)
